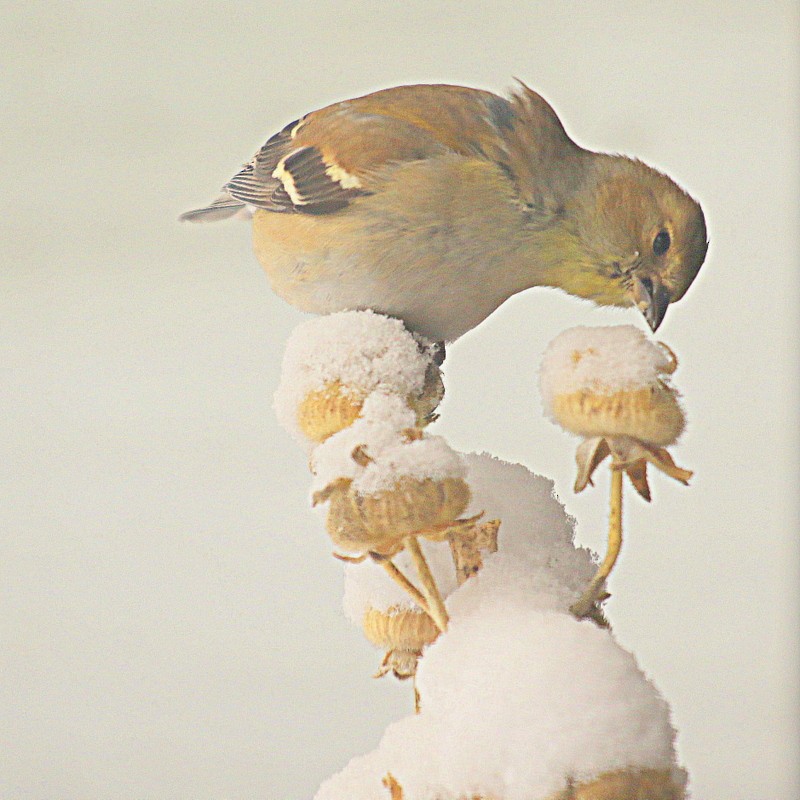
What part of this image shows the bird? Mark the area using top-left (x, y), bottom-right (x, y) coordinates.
top-left (181, 82), bottom-right (708, 343)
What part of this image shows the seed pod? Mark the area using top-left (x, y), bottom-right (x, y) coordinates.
top-left (362, 606), bottom-right (440, 652)
top-left (296, 363), bottom-right (444, 444)
top-left (381, 768), bottom-right (682, 800)
top-left (550, 382), bottom-right (684, 447)
top-left (363, 605), bottom-right (440, 679)
top-left (319, 476), bottom-right (471, 557)
top-left (296, 381), bottom-right (366, 443)
top-left (547, 767), bottom-right (682, 800)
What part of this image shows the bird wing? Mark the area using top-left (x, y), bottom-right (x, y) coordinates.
top-left (178, 191), bottom-right (252, 222)
top-left (181, 83), bottom-right (581, 224)
top-left (182, 85), bottom-right (519, 220)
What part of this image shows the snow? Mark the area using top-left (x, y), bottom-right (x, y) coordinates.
top-left (319, 603), bottom-right (679, 800)
top-left (539, 325), bottom-right (675, 416)
top-left (343, 453), bottom-right (596, 624)
top-left (274, 310), bottom-right (435, 443)
top-left (355, 436), bottom-right (465, 496)
top-left (310, 394), bottom-right (416, 494)
top-left (359, 391), bottom-right (421, 432)
top-left (310, 394), bottom-right (465, 498)
top-left (325, 454), bottom-right (681, 799)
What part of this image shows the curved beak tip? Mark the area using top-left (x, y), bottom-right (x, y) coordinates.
top-left (645, 285), bottom-right (671, 331)
top-left (631, 275), bottom-right (671, 332)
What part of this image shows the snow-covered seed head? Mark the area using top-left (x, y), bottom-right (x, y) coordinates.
top-left (379, 766), bottom-right (681, 800)
top-left (320, 475), bottom-right (471, 558)
top-left (550, 384), bottom-right (684, 446)
top-left (311, 414), bottom-right (469, 557)
top-left (296, 381), bottom-right (366, 443)
top-left (540, 326), bottom-right (685, 446)
top-left (297, 363), bottom-right (444, 444)
top-left (274, 310), bottom-right (443, 445)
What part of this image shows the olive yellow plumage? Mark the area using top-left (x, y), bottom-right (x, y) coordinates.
top-left (182, 83), bottom-right (708, 342)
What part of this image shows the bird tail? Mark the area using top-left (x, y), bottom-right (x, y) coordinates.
top-left (179, 191), bottom-right (251, 222)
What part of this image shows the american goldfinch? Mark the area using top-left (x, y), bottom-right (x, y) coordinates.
top-left (182, 83), bottom-right (708, 342)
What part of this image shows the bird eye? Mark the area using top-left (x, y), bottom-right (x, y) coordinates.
top-left (653, 229), bottom-right (671, 256)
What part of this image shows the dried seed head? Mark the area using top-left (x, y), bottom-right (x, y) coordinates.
top-left (540, 326), bottom-right (687, 445)
top-left (274, 309), bottom-right (441, 444)
top-left (547, 767), bottom-right (684, 800)
top-left (413, 362), bottom-right (445, 425)
top-left (297, 381), bottom-right (366, 443)
top-left (450, 768), bottom-right (682, 800)
top-left (362, 606), bottom-right (440, 652)
top-left (551, 383), bottom-right (685, 446)
top-left (296, 365), bottom-right (444, 443)
top-left (323, 476), bottom-right (471, 557)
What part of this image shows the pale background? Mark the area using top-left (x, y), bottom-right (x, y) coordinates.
top-left (2, 2), bottom-right (798, 798)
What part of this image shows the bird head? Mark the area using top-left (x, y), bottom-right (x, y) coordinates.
top-left (564, 155), bottom-right (708, 331)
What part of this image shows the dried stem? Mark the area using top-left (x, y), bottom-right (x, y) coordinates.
top-left (571, 457), bottom-right (624, 621)
top-left (378, 559), bottom-right (434, 618)
top-left (383, 774), bottom-right (404, 800)
top-left (405, 536), bottom-right (449, 632)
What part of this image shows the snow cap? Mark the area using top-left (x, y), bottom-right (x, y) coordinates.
top-left (539, 325), bottom-right (675, 416)
top-left (311, 393), bottom-right (465, 498)
top-left (275, 310), bottom-right (434, 443)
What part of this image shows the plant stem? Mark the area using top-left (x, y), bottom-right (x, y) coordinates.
top-left (405, 536), bottom-right (449, 633)
top-left (378, 559), bottom-right (433, 618)
top-left (599, 462), bottom-right (624, 583)
top-left (571, 458), bottom-right (624, 621)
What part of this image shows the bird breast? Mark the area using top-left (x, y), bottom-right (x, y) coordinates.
top-left (252, 156), bottom-right (542, 341)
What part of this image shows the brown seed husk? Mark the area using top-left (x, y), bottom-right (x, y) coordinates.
top-left (547, 768), bottom-right (684, 800)
top-left (296, 366), bottom-right (444, 443)
top-left (448, 518), bottom-right (501, 585)
top-left (363, 606), bottom-right (440, 652)
top-left (325, 476), bottom-right (471, 557)
top-left (551, 384), bottom-right (684, 446)
top-left (383, 767), bottom-right (681, 800)
top-left (296, 381), bottom-right (367, 443)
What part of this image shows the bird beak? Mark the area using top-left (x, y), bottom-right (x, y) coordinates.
top-left (630, 274), bottom-right (671, 332)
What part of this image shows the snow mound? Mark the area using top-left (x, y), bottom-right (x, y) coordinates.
top-left (317, 601), bottom-right (679, 800)
top-left (343, 453), bottom-right (595, 627)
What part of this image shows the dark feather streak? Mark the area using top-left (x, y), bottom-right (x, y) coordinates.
top-left (273, 146), bottom-right (367, 213)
